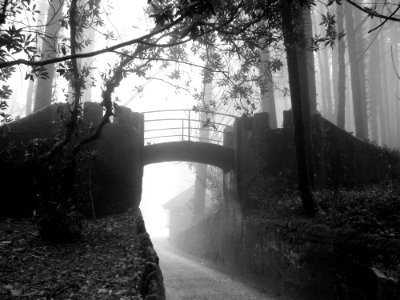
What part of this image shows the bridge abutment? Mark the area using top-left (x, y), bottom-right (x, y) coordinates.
top-left (233, 112), bottom-right (271, 210)
top-left (0, 103), bottom-right (145, 217)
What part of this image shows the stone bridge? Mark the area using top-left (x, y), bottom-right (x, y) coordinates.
top-left (141, 109), bottom-right (237, 171)
top-left (0, 103), bottom-right (270, 216)
top-left (143, 141), bottom-right (234, 170)
top-left (4, 102), bottom-right (395, 218)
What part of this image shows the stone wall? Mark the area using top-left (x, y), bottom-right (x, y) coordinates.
top-left (174, 112), bottom-right (400, 299)
top-left (0, 103), bottom-right (144, 217)
top-left (237, 112), bottom-right (400, 210)
top-left (311, 115), bottom-right (400, 188)
top-left (88, 105), bottom-right (144, 216)
top-left (175, 209), bottom-right (400, 300)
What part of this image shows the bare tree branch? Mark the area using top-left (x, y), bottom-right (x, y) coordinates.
top-left (73, 49), bottom-right (145, 154)
top-left (144, 76), bottom-right (192, 93)
top-left (0, 0), bottom-right (10, 25)
top-left (346, 0), bottom-right (400, 22)
top-left (38, 0), bottom-right (81, 163)
top-left (391, 46), bottom-right (400, 80)
top-left (367, 3), bottom-right (400, 33)
top-left (111, 50), bottom-right (227, 75)
top-left (0, 15), bottom-right (184, 69)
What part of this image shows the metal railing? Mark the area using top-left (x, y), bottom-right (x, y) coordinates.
top-left (143, 109), bottom-right (236, 145)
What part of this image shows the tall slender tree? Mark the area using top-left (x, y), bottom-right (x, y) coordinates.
top-left (344, 2), bottom-right (368, 139)
top-left (302, 8), bottom-right (317, 114)
top-left (280, 0), bottom-right (317, 216)
top-left (367, 24), bottom-right (379, 142)
top-left (353, 6), bottom-right (368, 137)
top-left (33, 0), bottom-right (64, 112)
top-left (26, 0), bottom-right (49, 115)
top-left (258, 47), bottom-right (277, 128)
top-left (336, 2), bottom-right (346, 129)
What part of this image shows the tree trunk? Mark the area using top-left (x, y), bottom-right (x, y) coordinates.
top-left (258, 47), bottom-right (277, 128)
top-left (193, 162), bottom-right (207, 219)
top-left (368, 25), bottom-right (379, 142)
top-left (336, 2), bottom-right (346, 129)
top-left (322, 48), bottom-right (333, 120)
top-left (302, 8), bottom-right (317, 114)
top-left (280, 1), bottom-right (317, 217)
top-left (25, 80), bottom-right (35, 115)
top-left (34, 0), bottom-right (63, 112)
top-left (344, 2), bottom-right (368, 139)
top-left (378, 31), bottom-right (390, 146)
top-left (379, 29), bottom-right (392, 146)
top-left (316, 48), bottom-right (328, 113)
top-left (25, 0), bottom-right (47, 115)
top-left (332, 37), bottom-right (338, 122)
top-left (193, 75), bottom-right (212, 219)
top-left (353, 7), bottom-right (369, 138)
top-left (391, 23), bottom-right (400, 148)
top-left (81, 27), bottom-right (97, 103)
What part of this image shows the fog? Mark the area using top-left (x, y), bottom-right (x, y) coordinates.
top-left (140, 162), bottom-right (195, 238)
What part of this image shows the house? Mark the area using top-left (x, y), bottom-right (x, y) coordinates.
top-left (163, 185), bottom-right (213, 238)
top-left (162, 186), bottom-right (194, 238)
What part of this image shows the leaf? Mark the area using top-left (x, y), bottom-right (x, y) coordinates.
top-left (11, 289), bottom-right (22, 296)
top-left (115, 289), bottom-right (127, 295)
top-left (0, 241), bottom-right (12, 246)
top-left (20, 290), bottom-right (41, 297)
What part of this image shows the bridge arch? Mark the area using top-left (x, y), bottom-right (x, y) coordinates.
top-left (142, 109), bottom-right (236, 170)
top-left (143, 141), bottom-right (234, 170)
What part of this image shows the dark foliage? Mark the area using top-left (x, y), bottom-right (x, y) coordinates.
top-left (317, 182), bottom-right (400, 237)
top-left (248, 181), bottom-right (400, 240)
top-left (0, 136), bottom-right (95, 241)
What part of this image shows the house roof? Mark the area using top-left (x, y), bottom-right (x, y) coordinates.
top-left (162, 185), bottom-right (212, 210)
top-left (162, 186), bottom-right (195, 209)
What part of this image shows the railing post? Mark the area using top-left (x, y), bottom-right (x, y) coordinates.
top-left (182, 119), bottom-right (184, 141)
top-left (188, 110), bottom-right (191, 141)
top-left (142, 109), bottom-right (236, 145)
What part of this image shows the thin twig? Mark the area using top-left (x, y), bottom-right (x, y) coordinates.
top-left (88, 167), bottom-right (96, 219)
top-left (346, 0), bottom-right (400, 22)
top-left (144, 76), bottom-right (191, 93)
top-left (0, 16), bottom-right (184, 69)
top-left (391, 46), bottom-right (400, 80)
top-left (368, 3), bottom-right (400, 33)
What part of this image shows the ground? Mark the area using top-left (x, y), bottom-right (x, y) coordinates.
top-left (0, 213), bottom-right (147, 300)
top-left (248, 181), bottom-right (400, 283)
top-left (250, 181), bottom-right (400, 238)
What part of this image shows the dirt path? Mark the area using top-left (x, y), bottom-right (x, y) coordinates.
top-left (153, 238), bottom-right (279, 300)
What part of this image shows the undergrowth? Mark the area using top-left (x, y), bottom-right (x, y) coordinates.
top-left (316, 182), bottom-right (400, 237)
top-left (250, 181), bottom-right (400, 238)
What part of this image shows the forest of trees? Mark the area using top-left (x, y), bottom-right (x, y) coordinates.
top-left (1, 0), bottom-right (400, 221)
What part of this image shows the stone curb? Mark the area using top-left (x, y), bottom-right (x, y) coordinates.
top-left (136, 211), bottom-right (166, 300)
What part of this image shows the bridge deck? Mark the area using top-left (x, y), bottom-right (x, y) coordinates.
top-left (143, 141), bottom-right (234, 170)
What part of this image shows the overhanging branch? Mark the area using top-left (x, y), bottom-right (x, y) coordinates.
top-left (0, 16), bottom-right (184, 69)
top-left (345, 0), bottom-right (400, 22)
